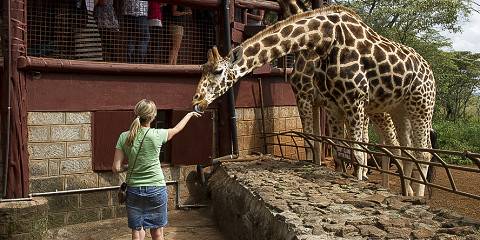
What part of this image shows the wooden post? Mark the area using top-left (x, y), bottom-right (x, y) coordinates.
top-left (3, 0), bottom-right (29, 198)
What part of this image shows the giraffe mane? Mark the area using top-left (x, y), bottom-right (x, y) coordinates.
top-left (238, 5), bottom-right (361, 51)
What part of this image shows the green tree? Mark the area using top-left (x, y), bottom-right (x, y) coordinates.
top-left (436, 51), bottom-right (480, 120)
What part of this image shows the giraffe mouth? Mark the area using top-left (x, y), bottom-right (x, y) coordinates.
top-left (193, 100), bottom-right (208, 113)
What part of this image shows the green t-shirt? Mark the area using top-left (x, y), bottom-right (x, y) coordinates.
top-left (115, 127), bottom-right (168, 187)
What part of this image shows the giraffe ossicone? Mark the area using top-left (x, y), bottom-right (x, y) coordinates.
top-left (192, 5), bottom-right (435, 197)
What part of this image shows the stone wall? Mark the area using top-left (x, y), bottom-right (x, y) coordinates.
top-left (0, 197), bottom-right (48, 240)
top-left (26, 112), bottom-right (206, 229)
top-left (235, 106), bottom-right (306, 159)
top-left (209, 157), bottom-right (480, 240)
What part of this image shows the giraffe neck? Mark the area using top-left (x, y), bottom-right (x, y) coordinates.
top-left (231, 10), bottom-right (344, 80)
top-left (233, 18), bottom-right (334, 78)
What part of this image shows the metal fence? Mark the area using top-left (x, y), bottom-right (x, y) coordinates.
top-left (263, 131), bottom-right (480, 201)
top-left (26, 0), bottom-right (216, 64)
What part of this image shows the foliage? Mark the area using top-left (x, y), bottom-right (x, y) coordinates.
top-left (433, 120), bottom-right (480, 164)
top-left (435, 51), bottom-right (480, 120)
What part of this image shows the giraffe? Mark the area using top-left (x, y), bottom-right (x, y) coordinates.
top-left (192, 5), bottom-right (436, 196)
top-left (276, 0), bottom-right (402, 181)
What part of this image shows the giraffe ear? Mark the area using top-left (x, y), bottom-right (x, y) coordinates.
top-left (229, 46), bottom-right (244, 65)
top-left (207, 49), bottom-right (214, 63)
top-left (212, 47), bottom-right (221, 62)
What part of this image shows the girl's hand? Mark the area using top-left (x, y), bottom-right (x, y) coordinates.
top-left (189, 112), bottom-right (202, 118)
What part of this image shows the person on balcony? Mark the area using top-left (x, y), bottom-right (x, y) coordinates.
top-left (123, 0), bottom-right (150, 63)
top-left (94, 0), bottom-right (120, 62)
top-left (168, 5), bottom-right (192, 65)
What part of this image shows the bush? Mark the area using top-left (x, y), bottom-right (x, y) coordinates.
top-left (433, 120), bottom-right (480, 164)
top-left (366, 120), bottom-right (479, 165)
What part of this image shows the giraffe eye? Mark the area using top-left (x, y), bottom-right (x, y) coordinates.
top-left (213, 68), bottom-right (223, 75)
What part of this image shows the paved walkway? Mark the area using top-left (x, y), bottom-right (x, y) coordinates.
top-left (47, 208), bottom-right (226, 240)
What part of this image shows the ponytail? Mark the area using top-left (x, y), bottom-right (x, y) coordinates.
top-left (125, 117), bottom-right (141, 147)
top-left (124, 99), bottom-right (157, 147)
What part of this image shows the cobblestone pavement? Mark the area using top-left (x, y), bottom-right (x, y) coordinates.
top-left (47, 208), bottom-right (226, 240)
top-left (210, 156), bottom-right (480, 240)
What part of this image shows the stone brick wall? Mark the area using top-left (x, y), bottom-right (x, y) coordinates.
top-left (26, 112), bottom-right (206, 229)
top-left (28, 112), bottom-right (92, 193)
top-left (0, 197), bottom-right (48, 240)
top-left (235, 106), bottom-right (306, 160)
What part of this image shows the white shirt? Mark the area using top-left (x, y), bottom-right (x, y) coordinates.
top-left (124, 0), bottom-right (148, 17)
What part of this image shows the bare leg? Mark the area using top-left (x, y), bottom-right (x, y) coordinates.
top-left (132, 228), bottom-right (146, 240)
top-left (150, 227), bottom-right (165, 240)
top-left (169, 25), bottom-right (184, 65)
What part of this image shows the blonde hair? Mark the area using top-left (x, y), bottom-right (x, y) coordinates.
top-left (125, 99), bottom-right (157, 147)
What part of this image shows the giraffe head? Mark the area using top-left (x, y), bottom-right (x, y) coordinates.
top-left (192, 46), bottom-right (243, 113)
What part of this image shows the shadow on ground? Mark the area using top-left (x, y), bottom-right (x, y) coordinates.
top-left (47, 208), bottom-right (226, 240)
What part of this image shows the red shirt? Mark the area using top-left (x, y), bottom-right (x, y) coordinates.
top-left (148, 0), bottom-right (163, 20)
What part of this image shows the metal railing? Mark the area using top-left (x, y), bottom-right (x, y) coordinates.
top-left (263, 131), bottom-right (480, 201)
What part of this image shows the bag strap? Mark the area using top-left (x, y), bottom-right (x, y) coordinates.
top-left (126, 128), bottom-right (150, 184)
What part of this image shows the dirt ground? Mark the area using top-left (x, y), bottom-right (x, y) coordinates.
top-left (346, 162), bottom-right (480, 221)
top-left (426, 166), bottom-right (480, 220)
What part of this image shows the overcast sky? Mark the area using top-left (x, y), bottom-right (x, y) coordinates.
top-left (442, 1), bottom-right (480, 53)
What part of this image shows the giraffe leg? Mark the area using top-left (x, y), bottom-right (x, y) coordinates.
top-left (371, 113), bottom-right (401, 162)
top-left (342, 100), bottom-right (368, 181)
top-left (290, 68), bottom-right (316, 161)
top-left (361, 115), bottom-right (369, 179)
top-left (296, 98), bottom-right (315, 161)
top-left (289, 54), bottom-right (319, 162)
top-left (391, 111), bottom-right (414, 196)
top-left (370, 113), bottom-right (401, 187)
top-left (313, 104), bottom-right (322, 165)
top-left (325, 107), bottom-right (345, 172)
top-left (409, 114), bottom-right (433, 197)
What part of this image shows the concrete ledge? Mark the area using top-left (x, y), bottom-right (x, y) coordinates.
top-left (208, 156), bottom-right (480, 240)
top-left (0, 197), bottom-right (48, 240)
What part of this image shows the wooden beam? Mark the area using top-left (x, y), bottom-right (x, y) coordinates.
top-left (17, 57), bottom-right (203, 75)
top-left (235, 0), bottom-right (282, 12)
top-left (162, 0), bottom-right (220, 8)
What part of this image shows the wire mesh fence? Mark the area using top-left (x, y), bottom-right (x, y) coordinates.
top-left (26, 0), bottom-right (216, 65)
top-left (1, 2), bottom-right (4, 59)
top-left (263, 131), bottom-right (480, 201)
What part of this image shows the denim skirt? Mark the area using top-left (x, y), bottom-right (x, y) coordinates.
top-left (126, 186), bottom-right (168, 230)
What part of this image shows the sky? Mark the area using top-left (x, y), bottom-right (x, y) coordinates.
top-left (442, 1), bottom-right (480, 53)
